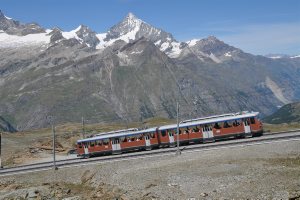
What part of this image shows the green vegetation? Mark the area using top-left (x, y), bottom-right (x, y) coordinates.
top-left (264, 102), bottom-right (300, 124)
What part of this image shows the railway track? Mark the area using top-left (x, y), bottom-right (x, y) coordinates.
top-left (1, 131), bottom-right (300, 176)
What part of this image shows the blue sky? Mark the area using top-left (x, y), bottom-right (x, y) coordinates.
top-left (1, 0), bottom-right (299, 55)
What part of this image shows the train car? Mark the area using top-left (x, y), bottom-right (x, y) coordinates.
top-left (156, 111), bottom-right (263, 146)
top-left (77, 127), bottom-right (159, 158)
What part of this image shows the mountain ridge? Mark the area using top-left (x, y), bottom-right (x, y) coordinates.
top-left (1, 10), bottom-right (300, 131)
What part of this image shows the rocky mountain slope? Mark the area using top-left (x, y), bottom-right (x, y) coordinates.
top-left (0, 116), bottom-right (16, 132)
top-left (264, 101), bottom-right (300, 124)
top-left (0, 10), bottom-right (300, 131)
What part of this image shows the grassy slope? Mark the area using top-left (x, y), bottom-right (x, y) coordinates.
top-left (264, 102), bottom-right (300, 124)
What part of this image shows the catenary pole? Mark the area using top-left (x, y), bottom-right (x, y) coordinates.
top-left (52, 125), bottom-right (57, 170)
top-left (0, 132), bottom-right (2, 168)
top-left (176, 102), bottom-right (180, 155)
top-left (82, 116), bottom-right (85, 139)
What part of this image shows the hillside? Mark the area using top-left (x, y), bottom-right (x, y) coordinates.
top-left (264, 102), bottom-right (300, 124)
top-left (0, 116), bottom-right (16, 132)
top-left (1, 11), bottom-right (300, 131)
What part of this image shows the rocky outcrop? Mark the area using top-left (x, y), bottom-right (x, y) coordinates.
top-left (0, 10), bottom-right (45, 36)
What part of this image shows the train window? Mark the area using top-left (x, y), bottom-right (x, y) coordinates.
top-left (97, 140), bottom-right (102, 146)
top-left (191, 126), bottom-right (196, 133)
top-left (90, 141), bottom-right (95, 147)
top-left (136, 135), bottom-right (141, 141)
top-left (184, 127), bottom-right (190, 134)
top-left (150, 132), bottom-right (155, 138)
top-left (120, 137), bottom-right (125, 142)
top-left (103, 139), bottom-right (109, 145)
top-left (214, 123), bottom-right (221, 129)
top-left (223, 121), bottom-right (232, 128)
top-left (193, 126), bottom-right (199, 132)
top-left (250, 117), bottom-right (255, 124)
top-left (161, 130), bottom-right (167, 137)
top-left (234, 120), bottom-right (240, 126)
top-left (78, 143), bottom-right (82, 148)
top-left (139, 134), bottom-right (143, 140)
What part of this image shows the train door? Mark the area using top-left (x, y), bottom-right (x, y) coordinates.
top-left (83, 142), bottom-right (89, 155)
top-left (243, 119), bottom-right (252, 137)
top-left (111, 138), bottom-right (121, 151)
top-left (168, 131), bottom-right (174, 143)
top-left (145, 134), bottom-right (151, 147)
top-left (202, 126), bottom-right (214, 140)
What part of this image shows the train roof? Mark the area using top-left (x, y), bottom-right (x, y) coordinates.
top-left (94, 128), bottom-right (138, 136)
top-left (77, 111), bottom-right (259, 143)
top-left (77, 127), bottom-right (157, 143)
top-left (158, 111), bottom-right (259, 130)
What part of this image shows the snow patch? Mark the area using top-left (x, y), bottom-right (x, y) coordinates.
top-left (62, 27), bottom-right (83, 42)
top-left (74, 25), bottom-right (82, 32)
top-left (186, 39), bottom-right (199, 47)
top-left (45, 29), bottom-right (52, 34)
top-left (154, 40), bottom-right (161, 45)
top-left (130, 50), bottom-right (143, 54)
top-left (96, 33), bottom-right (107, 49)
top-left (291, 55), bottom-right (300, 58)
top-left (160, 42), bottom-right (170, 51)
top-left (269, 56), bottom-right (282, 59)
top-left (167, 41), bottom-right (182, 58)
top-left (0, 32), bottom-right (50, 48)
top-left (224, 52), bottom-right (232, 57)
top-left (4, 15), bottom-right (12, 20)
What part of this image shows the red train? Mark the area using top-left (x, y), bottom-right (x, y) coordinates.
top-left (76, 111), bottom-right (263, 158)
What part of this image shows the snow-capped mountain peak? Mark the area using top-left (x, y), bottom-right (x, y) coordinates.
top-left (105, 12), bottom-right (144, 40)
top-left (124, 12), bottom-right (143, 27)
top-left (96, 12), bottom-right (184, 57)
top-left (187, 39), bottom-right (200, 47)
top-left (61, 25), bottom-right (99, 47)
